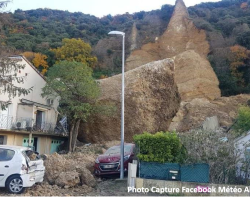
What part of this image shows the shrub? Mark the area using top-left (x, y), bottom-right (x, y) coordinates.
top-left (233, 106), bottom-right (250, 134)
top-left (179, 130), bottom-right (248, 184)
top-left (133, 131), bottom-right (187, 164)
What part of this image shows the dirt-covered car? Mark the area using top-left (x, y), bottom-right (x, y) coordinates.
top-left (0, 145), bottom-right (45, 194)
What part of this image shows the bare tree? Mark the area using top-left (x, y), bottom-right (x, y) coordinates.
top-left (0, 0), bottom-right (11, 9)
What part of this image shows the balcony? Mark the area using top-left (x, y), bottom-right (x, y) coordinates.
top-left (0, 114), bottom-right (68, 137)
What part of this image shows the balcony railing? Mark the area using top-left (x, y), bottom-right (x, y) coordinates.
top-left (0, 114), bottom-right (68, 137)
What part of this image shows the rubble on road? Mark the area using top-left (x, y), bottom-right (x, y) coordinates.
top-left (0, 140), bottom-right (122, 197)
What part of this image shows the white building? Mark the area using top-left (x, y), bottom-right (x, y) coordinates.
top-left (0, 55), bottom-right (68, 154)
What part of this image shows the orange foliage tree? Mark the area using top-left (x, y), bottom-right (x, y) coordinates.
top-left (241, 2), bottom-right (248, 10)
top-left (22, 52), bottom-right (49, 75)
top-left (229, 45), bottom-right (250, 86)
top-left (50, 38), bottom-right (97, 69)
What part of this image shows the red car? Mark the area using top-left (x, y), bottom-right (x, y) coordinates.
top-left (94, 143), bottom-right (135, 176)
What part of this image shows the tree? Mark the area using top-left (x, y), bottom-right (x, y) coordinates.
top-left (229, 45), bottom-right (250, 87)
top-left (0, 58), bottom-right (33, 109)
top-left (0, 0), bottom-right (10, 9)
top-left (42, 61), bottom-right (100, 152)
top-left (233, 106), bottom-right (250, 135)
top-left (32, 53), bottom-right (49, 75)
top-left (51, 38), bottom-right (98, 68)
top-left (179, 130), bottom-right (249, 184)
top-left (0, 1), bottom-right (32, 109)
top-left (0, 0), bottom-right (12, 55)
top-left (22, 52), bottom-right (49, 75)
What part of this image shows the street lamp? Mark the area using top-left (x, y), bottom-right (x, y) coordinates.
top-left (108, 31), bottom-right (125, 179)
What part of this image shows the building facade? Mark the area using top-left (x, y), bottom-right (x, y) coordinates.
top-left (0, 56), bottom-right (68, 154)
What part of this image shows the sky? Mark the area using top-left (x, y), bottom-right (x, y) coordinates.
top-left (5, 0), bottom-right (221, 18)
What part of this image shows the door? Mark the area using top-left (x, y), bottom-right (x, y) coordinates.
top-left (22, 137), bottom-right (34, 148)
top-left (50, 140), bottom-right (62, 154)
top-left (0, 148), bottom-right (15, 182)
top-left (0, 136), bottom-right (4, 145)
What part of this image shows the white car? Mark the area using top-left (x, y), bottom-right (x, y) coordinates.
top-left (0, 145), bottom-right (45, 194)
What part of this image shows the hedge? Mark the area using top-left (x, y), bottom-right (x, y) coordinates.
top-left (133, 131), bottom-right (187, 163)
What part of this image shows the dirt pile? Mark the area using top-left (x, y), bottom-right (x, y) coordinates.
top-left (169, 94), bottom-right (250, 132)
top-left (79, 58), bottom-right (181, 143)
top-left (3, 143), bottom-right (121, 197)
top-left (44, 151), bottom-right (97, 188)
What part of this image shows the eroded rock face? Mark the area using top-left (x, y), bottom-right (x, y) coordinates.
top-left (174, 50), bottom-right (221, 101)
top-left (159, 0), bottom-right (209, 58)
top-left (126, 0), bottom-right (220, 101)
top-left (78, 59), bottom-right (181, 143)
top-left (169, 94), bottom-right (250, 132)
top-left (126, 0), bottom-right (210, 71)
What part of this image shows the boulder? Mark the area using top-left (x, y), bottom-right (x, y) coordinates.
top-left (44, 153), bottom-right (69, 185)
top-left (76, 166), bottom-right (97, 188)
top-left (79, 58), bottom-right (181, 143)
top-left (173, 50), bottom-right (221, 101)
top-left (169, 94), bottom-right (250, 132)
top-left (55, 171), bottom-right (80, 188)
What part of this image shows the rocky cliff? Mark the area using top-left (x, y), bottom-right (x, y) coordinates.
top-left (126, 0), bottom-right (220, 101)
top-left (78, 59), bottom-right (181, 143)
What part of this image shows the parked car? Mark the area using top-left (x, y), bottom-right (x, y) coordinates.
top-left (0, 145), bottom-right (45, 194)
top-left (94, 143), bottom-right (135, 176)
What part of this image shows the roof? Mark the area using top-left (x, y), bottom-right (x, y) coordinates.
top-left (0, 145), bottom-right (31, 151)
top-left (9, 55), bottom-right (46, 81)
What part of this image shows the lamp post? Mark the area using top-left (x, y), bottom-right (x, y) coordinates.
top-left (108, 31), bottom-right (125, 179)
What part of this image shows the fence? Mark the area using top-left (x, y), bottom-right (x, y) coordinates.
top-left (0, 114), bottom-right (68, 136)
top-left (139, 161), bottom-right (209, 183)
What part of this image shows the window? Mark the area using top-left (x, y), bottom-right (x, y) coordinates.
top-left (0, 149), bottom-right (15, 161)
top-left (104, 145), bottom-right (133, 155)
top-left (0, 136), bottom-right (4, 145)
top-left (46, 99), bottom-right (54, 106)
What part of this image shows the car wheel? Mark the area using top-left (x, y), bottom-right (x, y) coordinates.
top-left (6, 175), bottom-right (25, 194)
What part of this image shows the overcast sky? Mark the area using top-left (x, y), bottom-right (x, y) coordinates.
top-left (6, 0), bottom-right (220, 18)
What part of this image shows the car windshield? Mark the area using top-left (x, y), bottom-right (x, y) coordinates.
top-left (104, 145), bottom-right (133, 155)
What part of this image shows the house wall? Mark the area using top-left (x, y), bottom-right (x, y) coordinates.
top-left (0, 56), bottom-right (60, 125)
top-left (0, 131), bottom-right (66, 154)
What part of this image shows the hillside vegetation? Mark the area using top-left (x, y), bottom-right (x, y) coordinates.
top-left (0, 0), bottom-right (250, 96)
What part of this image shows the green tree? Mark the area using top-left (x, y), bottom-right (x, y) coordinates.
top-left (42, 61), bottom-right (100, 152)
top-left (51, 38), bottom-right (98, 68)
top-left (233, 106), bottom-right (250, 134)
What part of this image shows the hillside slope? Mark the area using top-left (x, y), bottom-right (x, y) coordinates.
top-left (0, 0), bottom-right (250, 95)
